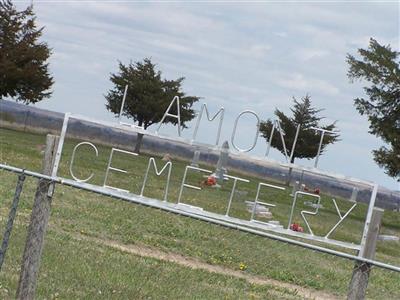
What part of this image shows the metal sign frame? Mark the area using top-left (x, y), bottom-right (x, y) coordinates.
top-left (46, 103), bottom-right (381, 257)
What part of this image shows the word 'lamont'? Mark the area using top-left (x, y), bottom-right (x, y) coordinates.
top-left (119, 95), bottom-right (337, 168)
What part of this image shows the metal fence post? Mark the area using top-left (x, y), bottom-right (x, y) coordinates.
top-left (0, 172), bottom-right (26, 271)
top-left (347, 208), bottom-right (383, 300)
top-left (16, 135), bottom-right (59, 300)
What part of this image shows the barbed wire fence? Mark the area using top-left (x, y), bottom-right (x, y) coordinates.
top-left (0, 172), bottom-right (25, 270)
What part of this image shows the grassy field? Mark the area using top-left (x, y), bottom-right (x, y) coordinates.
top-left (0, 128), bottom-right (399, 299)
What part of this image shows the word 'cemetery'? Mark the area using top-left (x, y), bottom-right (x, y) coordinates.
top-left (69, 141), bottom-right (358, 247)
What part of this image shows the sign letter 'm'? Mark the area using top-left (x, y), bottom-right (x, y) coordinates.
top-left (192, 103), bottom-right (224, 146)
top-left (140, 157), bottom-right (172, 201)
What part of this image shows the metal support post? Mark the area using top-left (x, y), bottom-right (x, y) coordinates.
top-left (347, 208), bottom-right (383, 300)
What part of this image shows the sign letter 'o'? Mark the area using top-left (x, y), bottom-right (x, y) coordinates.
top-left (231, 110), bottom-right (260, 152)
top-left (69, 142), bottom-right (99, 182)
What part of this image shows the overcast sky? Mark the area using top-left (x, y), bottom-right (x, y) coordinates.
top-left (13, 1), bottom-right (400, 190)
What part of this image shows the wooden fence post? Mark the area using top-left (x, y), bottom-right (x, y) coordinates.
top-left (16, 134), bottom-right (59, 300)
top-left (347, 208), bottom-right (383, 300)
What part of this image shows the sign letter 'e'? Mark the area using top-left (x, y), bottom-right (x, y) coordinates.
top-left (103, 148), bottom-right (138, 192)
top-left (177, 166), bottom-right (212, 203)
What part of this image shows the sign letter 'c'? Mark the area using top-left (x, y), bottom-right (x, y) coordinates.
top-left (69, 142), bottom-right (99, 182)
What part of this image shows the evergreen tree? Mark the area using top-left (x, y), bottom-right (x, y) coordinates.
top-left (260, 95), bottom-right (339, 183)
top-left (0, 0), bottom-right (53, 103)
top-left (347, 38), bottom-right (400, 181)
top-left (105, 58), bottom-right (200, 153)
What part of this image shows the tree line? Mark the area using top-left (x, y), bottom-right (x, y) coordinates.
top-left (0, 0), bottom-right (398, 181)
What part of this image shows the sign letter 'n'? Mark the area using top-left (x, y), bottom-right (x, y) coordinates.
top-left (265, 120), bottom-right (300, 163)
top-left (156, 96), bottom-right (181, 136)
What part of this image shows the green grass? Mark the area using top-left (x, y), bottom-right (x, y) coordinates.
top-left (0, 128), bottom-right (399, 299)
top-left (0, 225), bottom-right (301, 300)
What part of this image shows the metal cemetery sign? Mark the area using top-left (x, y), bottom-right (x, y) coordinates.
top-left (47, 95), bottom-right (380, 257)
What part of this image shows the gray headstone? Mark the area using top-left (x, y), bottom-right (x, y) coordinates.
top-left (290, 181), bottom-right (300, 197)
top-left (298, 183), bottom-right (306, 198)
top-left (190, 148), bottom-right (201, 167)
top-left (304, 201), bottom-right (324, 209)
top-left (215, 141), bottom-right (229, 184)
top-left (377, 235), bottom-right (399, 242)
top-left (350, 187), bottom-right (358, 202)
top-left (245, 201), bottom-right (272, 219)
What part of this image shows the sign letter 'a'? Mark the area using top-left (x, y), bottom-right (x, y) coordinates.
top-left (156, 96), bottom-right (182, 136)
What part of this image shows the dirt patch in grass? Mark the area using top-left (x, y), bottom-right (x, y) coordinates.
top-left (71, 230), bottom-right (339, 300)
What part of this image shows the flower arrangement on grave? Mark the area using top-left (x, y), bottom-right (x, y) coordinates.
top-left (303, 186), bottom-right (320, 195)
top-left (290, 223), bottom-right (304, 232)
top-left (202, 175), bottom-right (217, 187)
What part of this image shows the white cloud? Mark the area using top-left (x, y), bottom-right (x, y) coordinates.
top-left (273, 32), bottom-right (288, 38)
top-left (26, 1), bottom-right (400, 189)
top-left (276, 73), bottom-right (340, 96)
top-left (249, 44), bottom-right (272, 58)
top-left (296, 48), bottom-right (330, 61)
